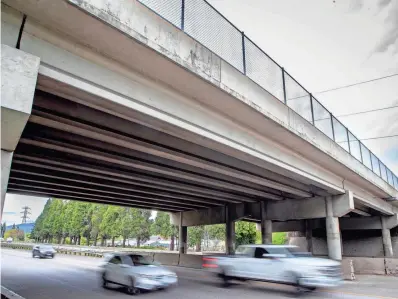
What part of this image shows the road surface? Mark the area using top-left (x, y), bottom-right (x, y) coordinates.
top-left (1, 249), bottom-right (397, 299)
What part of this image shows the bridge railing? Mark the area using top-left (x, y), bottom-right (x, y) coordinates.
top-left (138, 0), bottom-right (398, 191)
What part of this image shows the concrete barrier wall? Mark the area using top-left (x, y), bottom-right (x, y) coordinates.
top-left (178, 254), bottom-right (203, 269)
top-left (153, 253), bottom-right (180, 266)
top-left (349, 257), bottom-right (386, 275)
top-left (385, 258), bottom-right (398, 275)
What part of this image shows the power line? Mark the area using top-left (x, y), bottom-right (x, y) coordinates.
top-left (314, 73), bottom-right (398, 95)
top-left (314, 104), bottom-right (398, 121)
top-left (359, 134), bottom-right (398, 141)
top-left (336, 105), bottom-right (398, 118)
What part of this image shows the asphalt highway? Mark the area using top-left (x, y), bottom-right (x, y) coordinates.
top-left (1, 249), bottom-right (397, 299)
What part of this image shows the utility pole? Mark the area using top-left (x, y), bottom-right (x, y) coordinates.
top-left (20, 206), bottom-right (31, 224)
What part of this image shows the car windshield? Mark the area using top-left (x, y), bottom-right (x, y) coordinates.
top-left (41, 245), bottom-right (53, 250)
top-left (128, 255), bottom-right (151, 266)
top-left (235, 246), bottom-right (253, 256)
top-left (266, 247), bottom-right (309, 257)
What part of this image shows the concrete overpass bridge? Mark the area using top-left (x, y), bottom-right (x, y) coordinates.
top-left (1, 0), bottom-right (397, 261)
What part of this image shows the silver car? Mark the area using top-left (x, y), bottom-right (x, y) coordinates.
top-left (32, 244), bottom-right (56, 259)
top-left (101, 253), bottom-right (178, 295)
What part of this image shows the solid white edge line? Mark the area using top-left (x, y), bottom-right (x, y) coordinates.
top-left (1, 286), bottom-right (26, 299)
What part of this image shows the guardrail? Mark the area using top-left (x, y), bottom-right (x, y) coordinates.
top-left (137, 0), bottom-right (398, 190)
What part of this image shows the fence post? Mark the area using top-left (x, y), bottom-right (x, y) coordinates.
top-left (309, 93), bottom-right (315, 125)
top-left (241, 31), bottom-right (246, 75)
top-left (358, 141), bottom-right (364, 163)
top-left (330, 113), bottom-right (336, 141)
top-left (282, 67), bottom-right (287, 105)
top-left (370, 152), bottom-right (374, 171)
top-left (181, 0), bottom-right (185, 30)
top-left (346, 129), bottom-right (351, 154)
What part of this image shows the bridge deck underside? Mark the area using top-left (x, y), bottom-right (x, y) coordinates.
top-left (8, 90), bottom-right (322, 212)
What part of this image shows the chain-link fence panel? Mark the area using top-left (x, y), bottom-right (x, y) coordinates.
top-left (285, 74), bottom-right (312, 122)
top-left (387, 168), bottom-right (394, 185)
top-left (371, 153), bottom-right (381, 176)
top-left (139, 0), bottom-right (183, 28)
top-left (184, 0), bottom-right (244, 72)
top-left (360, 143), bottom-right (372, 170)
top-left (312, 98), bottom-right (333, 140)
top-left (332, 117), bottom-right (349, 152)
top-left (348, 132), bottom-right (362, 162)
top-left (244, 37), bottom-right (284, 101)
top-left (380, 162), bottom-right (388, 181)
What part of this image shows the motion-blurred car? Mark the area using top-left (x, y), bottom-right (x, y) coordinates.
top-left (203, 245), bottom-right (342, 293)
top-left (100, 253), bottom-right (178, 295)
top-left (32, 244), bottom-right (56, 259)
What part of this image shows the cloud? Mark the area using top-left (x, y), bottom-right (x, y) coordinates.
top-left (349, 0), bottom-right (364, 12)
top-left (3, 212), bottom-right (16, 215)
top-left (374, 1), bottom-right (398, 54)
top-left (377, 0), bottom-right (392, 9)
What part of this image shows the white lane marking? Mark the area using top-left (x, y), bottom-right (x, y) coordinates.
top-left (1, 286), bottom-right (26, 299)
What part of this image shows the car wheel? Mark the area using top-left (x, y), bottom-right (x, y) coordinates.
top-left (219, 272), bottom-right (232, 288)
top-left (126, 278), bottom-right (140, 295)
top-left (32, 252), bottom-right (36, 258)
top-left (294, 276), bottom-right (315, 296)
top-left (101, 272), bottom-right (109, 288)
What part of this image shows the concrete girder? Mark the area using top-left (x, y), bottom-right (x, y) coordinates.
top-left (24, 119), bottom-right (286, 198)
top-left (33, 91), bottom-right (317, 196)
top-left (28, 113), bottom-right (311, 198)
top-left (332, 191), bottom-right (354, 217)
top-left (13, 155), bottom-right (247, 203)
top-left (8, 182), bottom-right (198, 211)
top-left (7, 188), bottom-right (184, 212)
top-left (19, 138), bottom-right (281, 199)
top-left (351, 209), bottom-right (371, 217)
top-left (9, 171), bottom-right (223, 207)
top-left (8, 177), bottom-right (213, 209)
top-left (174, 192), bottom-right (357, 226)
top-left (354, 194), bottom-right (397, 216)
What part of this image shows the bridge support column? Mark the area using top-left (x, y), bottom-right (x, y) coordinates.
top-left (1, 151), bottom-right (13, 220)
top-left (179, 212), bottom-right (187, 254)
top-left (326, 196), bottom-right (342, 260)
top-left (305, 220), bottom-right (313, 253)
top-left (381, 216), bottom-right (393, 257)
top-left (260, 201), bottom-right (272, 244)
top-left (225, 205), bottom-right (235, 255)
top-left (1, 45), bottom-right (40, 221)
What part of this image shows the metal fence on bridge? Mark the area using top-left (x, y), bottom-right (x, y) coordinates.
top-left (138, 0), bottom-right (398, 191)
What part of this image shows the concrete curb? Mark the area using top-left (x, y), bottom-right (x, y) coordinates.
top-left (1, 286), bottom-right (26, 299)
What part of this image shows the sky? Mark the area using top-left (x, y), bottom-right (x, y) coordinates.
top-left (2, 0), bottom-right (397, 224)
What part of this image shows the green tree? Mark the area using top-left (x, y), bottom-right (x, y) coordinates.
top-left (90, 204), bottom-right (108, 246)
top-left (31, 199), bottom-right (52, 242)
top-left (206, 224), bottom-right (225, 240)
top-left (235, 221), bottom-right (256, 246)
top-left (151, 212), bottom-right (177, 250)
top-left (1, 222), bottom-right (6, 238)
top-left (100, 206), bottom-right (124, 246)
top-left (4, 229), bottom-right (24, 241)
top-left (131, 209), bottom-right (152, 247)
top-left (188, 226), bottom-right (205, 252)
top-left (119, 208), bottom-right (136, 247)
top-left (272, 232), bottom-right (287, 245)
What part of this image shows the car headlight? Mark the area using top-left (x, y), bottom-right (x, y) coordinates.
top-left (166, 273), bottom-right (177, 277)
top-left (138, 274), bottom-right (154, 279)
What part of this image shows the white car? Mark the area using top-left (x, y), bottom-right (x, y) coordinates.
top-left (204, 245), bottom-right (342, 293)
top-left (101, 253), bottom-right (178, 295)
